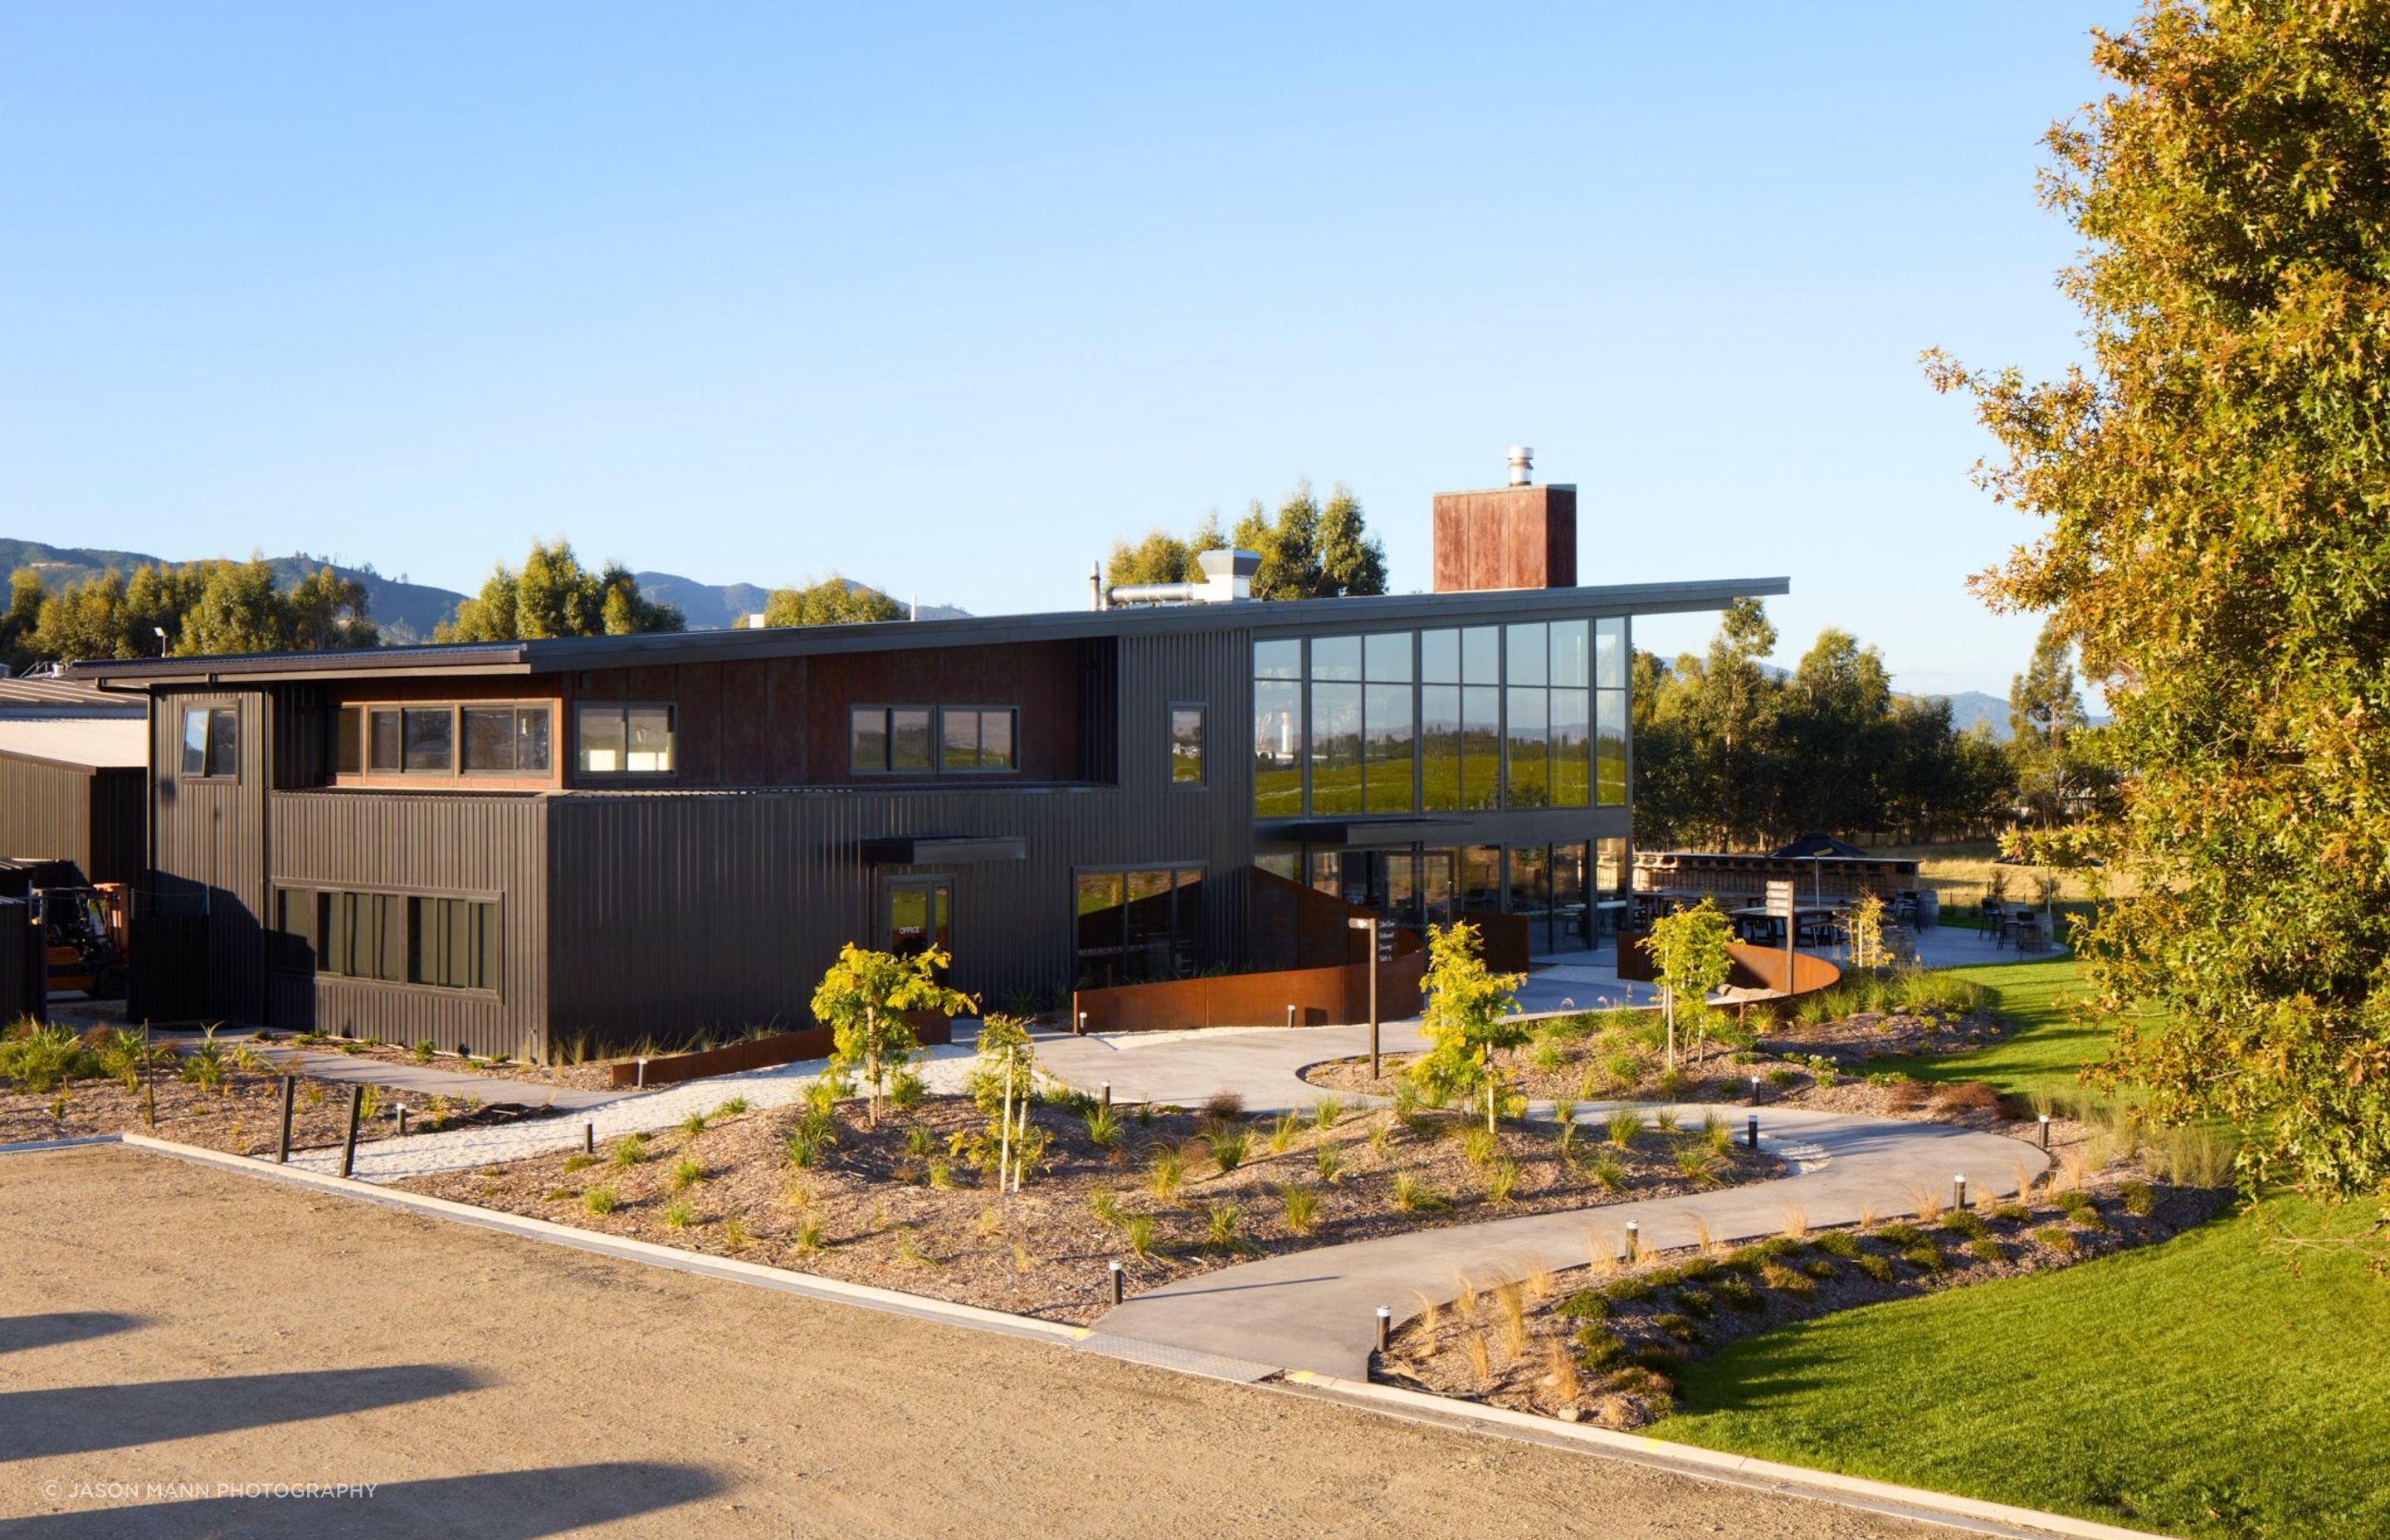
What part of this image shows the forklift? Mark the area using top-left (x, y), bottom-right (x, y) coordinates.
top-left (0, 859), bottom-right (130, 1000)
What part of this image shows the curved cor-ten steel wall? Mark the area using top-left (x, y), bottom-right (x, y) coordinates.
top-left (1616, 935), bottom-right (1843, 1001)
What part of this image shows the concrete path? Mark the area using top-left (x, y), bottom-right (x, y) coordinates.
top-left (275, 1042), bottom-right (983, 1183)
top-left (1080, 1104), bottom-right (2046, 1381)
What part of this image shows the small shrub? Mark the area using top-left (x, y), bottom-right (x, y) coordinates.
top-left (1871, 1221), bottom-right (1926, 1248)
top-left (583, 1186), bottom-right (620, 1216)
top-left (1148, 1145), bottom-right (1185, 1201)
top-left (1855, 1252), bottom-right (1896, 1284)
top-left (905, 1124), bottom-right (939, 1161)
top-left (1675, 1145), bottom-right (1721, 1186)
top-left (1602, 1275), bottom-right (1654, 1303)
top-left (611, 1138), bottom-right (648, 1169)
top-left (895, 1231), bottom-right (940, 1268)
top-left (1714, 1277), bottom-right (1765, 1313)
top-left (717, 1096), bottom-right (750, 1117)
top-left (1083, 1103), bottom-right (1124, 1150)
top-left (1315, 1145), bottom-right (1344, 1183)
top-left (1266, 1112), bottom-right (1300, 1154)
top-left (1812, 1229), bottom-right (1861, 1259)
top-left (562, 1153), bottom-right (596, 1174)
top-left (1940, 1210), bottom-right (1991, 1240)
top-left (411, 1040), bottom-right (436, 1064)
top-left (1759, 1261), bottom-right (1813, 1296)
top-left (2034, 1225), bottom-right (2080, 1254)
top-left (1487, 1158), bottom-right (1521, 1205)
top-left (793, 1211), bottom-right (827, 1255)
top-left (680, 1109), bottom-right (714, 1138)
top-left (1558, 1289), bottom-right (1612, 1319)
top-left (1800, 1257), bottom-right (1836, 1280)
top-left (671, 1157), bottom-right (703, 1192)
top-left (927, 1158), bottom-right (956, 1190)
top-left (1900, 1243), bottom-right (1949, 1274)
top-left (1090, 1188), bottom-right (1126, 1230)
top-left (1204, 1200), bottom-right (1245, 1251)
top-left (1282, 1183), bottom-right (1319, 1235)
top-left (1967, 1236), bottom-right (2007, 1263)
top-left (886, 1070), bottom-right (926, 1112)
top-left (1675, 1286), bottom-right (1715, 1320)
top-left (1574, 1326), bottom-right (1629, 1372)
top-left (1926, 1081), bottom-right (2002, 1117)
top-left (1393, 1172), bottom-right (1449, 1213)
top-left (1991, 1202), bottom-right (2032, 1224)
top-left (1606, 1108), bottom-right (1641, 1149)
top-left (723, 1216), bottom-right (751, 1248)
top-left (1459, 1124), bottom-right (1500, 1168)
top-left (1765, 1067), bottom-right (1797, 1088)
top-left (1702, 1111), bottom-right (1734, 1155)
top-left (1652, 1312), bottom-right (1702, 1343)
top-left (1202, 1089), bottom-right (1246, 1123)
top-left (1124, 1214), bottom-right (1161, 1260)
top-left (663, 1200), bottom-right (696, 1229)
top-left (1204, 1126), bottom-right (1250, 1175)
top-left (2119, 1178), bottom-right (2155, 1216)
top-left (1587, 1153), bottom-right (1627, 1192)
top-left (1311, 1094), bottom-right (1346, 1133)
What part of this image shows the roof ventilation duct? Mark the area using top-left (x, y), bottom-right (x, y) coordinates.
top-left (1105, 547), bottom-right (1261, 607)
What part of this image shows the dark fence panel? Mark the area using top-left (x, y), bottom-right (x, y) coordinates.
top-left (0, 899), bottom-right (46, 1024)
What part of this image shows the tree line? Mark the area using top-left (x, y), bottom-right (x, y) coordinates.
top-left (0, 558), bottom-right (376, 668)
top-left (1628, 597), bottom-right (2102, 853)
top-left (1107, 479), bottom-right (1388, 600)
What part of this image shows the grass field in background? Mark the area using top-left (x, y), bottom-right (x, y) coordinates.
top-left (1875, 839), bottom-right (2139, 906)
top-left (1661, 954), bottom-right (2390, 1537)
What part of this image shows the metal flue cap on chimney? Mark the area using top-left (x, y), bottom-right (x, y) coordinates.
top-left (1508, 446), bottom-right (1534, 486)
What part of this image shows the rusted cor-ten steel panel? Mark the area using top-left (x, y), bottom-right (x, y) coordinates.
top-left (268, 789), bottom-right (549, 1060)
top-left (1431, 485), bottom-right (1578, 592)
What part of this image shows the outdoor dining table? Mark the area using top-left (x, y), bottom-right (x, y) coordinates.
top-left (1727, 904), bottom-right (1846, 948)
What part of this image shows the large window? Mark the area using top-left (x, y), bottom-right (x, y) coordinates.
top-left (180, 706), bottom-right (237, 779)
top-left (1170, 705), bottom-right (1206, 786)
top-left (276, 886), bottom-right (499, 992)
top-left (340, 702), bottom-right (553, 778)
top-left (578, 704), bottom-right (676, 776)
top-left (1252, 640), bottom-right (1303, 816)
top-left (1076, 866), bottom-right (1204, 985)
top-left (851, 705), bottom-right (1016, 774)
top-left (1253, 613), bottom-right (1629, 818)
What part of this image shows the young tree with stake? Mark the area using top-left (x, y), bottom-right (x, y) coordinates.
top-left (1646, 900), bottom-right (1734, 1072)
top-left (1411, 922), bottom-right (1528, 1132)
top-left (810, 943), bottom-right (976, 1128)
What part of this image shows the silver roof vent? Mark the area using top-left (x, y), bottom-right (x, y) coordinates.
top-left (1105, 548), bottom-right (1261, 607)
top-left (1508, 446), bottom-right (1534, 487)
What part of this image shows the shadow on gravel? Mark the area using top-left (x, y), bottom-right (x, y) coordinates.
top-left (0, 1312), bottom-right (148, 1356)
top-left (0, 1365), bottom-right (481, 1460)
top-left (12, 1462), bottom-right (726, 1540)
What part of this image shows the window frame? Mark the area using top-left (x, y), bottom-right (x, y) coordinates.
top-left (850, 703), bottom-right (1020, 777)
top-left (938, 705), bottom-right (1018, 774)
top-left (271, 883), bottom-right (502, 997)
top-left (179, 705), bottom-right (239, 781)
top-left (574, 701), bottom-right (678, 780)
top-left (460, 703), bottom-right (555, 777)
top-left (1168, 702), bottom-right (1207, 789)
top-left (344, 700), bottom-right (557, 781)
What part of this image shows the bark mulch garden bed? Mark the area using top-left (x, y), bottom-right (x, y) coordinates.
top-left (275, 1031), bottom-right (622, 1093)
top-left (1375, 1153), bottom-right (2232, 1430)
top-left (393, 1084), bottom-right (1785, 1326)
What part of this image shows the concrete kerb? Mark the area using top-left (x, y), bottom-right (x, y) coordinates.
top-left (0, 1130), bottom-right (2170, 1540)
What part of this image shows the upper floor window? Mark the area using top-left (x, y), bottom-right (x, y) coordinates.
top-left (578, 704), bottom-right (676, 776)
top-left (335, 701), bottom-right (554, 779)
top-left (1171, 705), bottom-right (1205, 786)
top-left (851, 705), bottom-right (1014, 775)
top-left (180, 706), bottom-right (238, 779)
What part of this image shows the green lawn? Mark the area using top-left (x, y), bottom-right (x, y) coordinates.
top-left (1866, 954), bottom-right (2114, 1104)
top-left (1659, 954), bottom-right (2390, 1537)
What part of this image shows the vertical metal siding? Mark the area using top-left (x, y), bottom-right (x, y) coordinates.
top-left (149, 688), bottom-right (269, 1023)
top-left (268, 790), bottom-right (549, 1060)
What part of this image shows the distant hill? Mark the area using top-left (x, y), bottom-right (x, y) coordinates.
top-left (0, 539), bottom-right (966, 644)
top-left (1934, 690), bottom-right (2012, 741)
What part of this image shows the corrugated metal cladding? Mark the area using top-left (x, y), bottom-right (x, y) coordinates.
top-left (0, 753), bottom-right (144, 885)
top-left (148, 687), bottom-right (269, 1024)
top-left (268, 791), bottom-right (548, 1060)
top-left (545, 626), bottom-right (1255, 1045)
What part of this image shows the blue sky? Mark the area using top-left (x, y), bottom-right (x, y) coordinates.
top-left (0, 2), bottom-right (2125, 697)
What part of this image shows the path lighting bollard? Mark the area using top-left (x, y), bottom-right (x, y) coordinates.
top-left (398, 1106), bottom-right (409, 1139)
top-left (1376, 1305), bottom-right (1392, 1353)
top-left (339, 1084), bottom-right (363, 1179)
top-left (2038, 1114), bottom-right (2051, 1150)
top-left (1110, 1260), bottom-right (1124, 1304)
top-left (1750, 1075), bottom-right (1763, 1106)
top-left (1625, 1219), bottom-right (1641, 1261)
top-left (584, 1123), bottom-right (595, 1154)
top-left (635, 1058), bottom-right (647, 1089)
top-left (1100, 1082), bottom-right (1111, 1110)
top-left (1746, 1114), bottom-right (1758, 1151)
top-left (276, 1075), bottom-right (295, 1163)
top-left (1954, 1174), bottom-right (1968, 1211)
top-left (1077, 1011), bottom-right (1088, 1036)
top-left (1286, 1005), bottom-right (1296, 1029)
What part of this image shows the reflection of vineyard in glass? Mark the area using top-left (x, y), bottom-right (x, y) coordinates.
top-left (1250, 617), bottom-right (1628, 819)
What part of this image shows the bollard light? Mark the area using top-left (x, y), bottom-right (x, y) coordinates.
top-left (1109, 1260), bottom-right (1124, 1304)
top-left (2038, 1114), bottom-right (2051, 1150)
top-left (1100, 1082), bottom-right (1111, 1110)
top-left (1287, 1005), bottom-right (1297, 1028)
top-left (584, 1122), bottom-right (595, 1154)
top-left (636, 1057), bottom-right (647, 1089)
top-left (1750, 1075), bottom-right (1763, 1106)
top-left (398, 1106), bottom-right (409, 1138)
top-left (1954, 1173), bottom-right (1968, 1210)
top-left (1375, 1304), bottom-right (1392, 1352)
top-left (1746, 1114), bottom-right (1758, 1151)
top-left (1077, 1011), bottom-right (1088, 1036)
top-left (1625, 1219), bottom-right (1641, 1261)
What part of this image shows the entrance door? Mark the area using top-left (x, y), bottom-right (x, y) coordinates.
top-left (886, 879), bottom-right (954, 972)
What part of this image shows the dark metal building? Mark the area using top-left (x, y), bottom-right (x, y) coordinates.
top-left (69, 467), bottom-right (1783, 1058)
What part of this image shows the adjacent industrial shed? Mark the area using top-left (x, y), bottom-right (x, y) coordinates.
top-left (0, 675), bottom-right (147, 886)
top-left (68, 460), bottom-right (1785, 1058)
